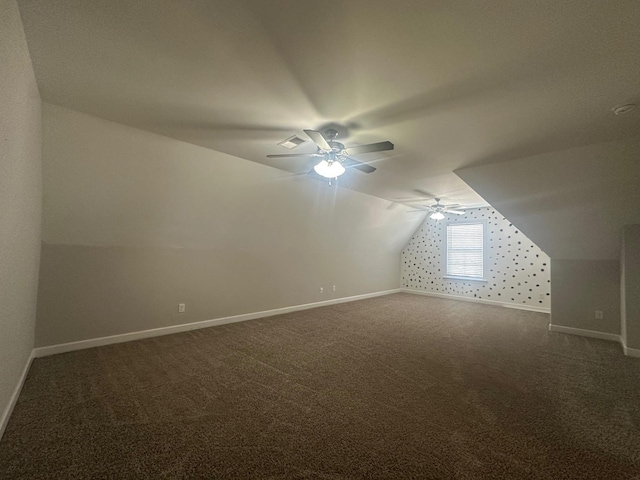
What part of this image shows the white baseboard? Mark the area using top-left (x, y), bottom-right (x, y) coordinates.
top-left (405, 289), bottom-right (638, 359)
top-left (549, 324), bottom-right (640, 359)
top-left (23, 287), bottom-right (640, 364)
top-left (402, 288), bottom-right (550, 314)
top-left (621, 339), bottom-right (640, 358)
top-left (33, 289), bottom-right (402, 358)
top-left (5, 288), bottom-right (636, 441)
top-left (0, 350), bottom-right (35, 441)
top-left (548, 324), bottom-right (621, 343)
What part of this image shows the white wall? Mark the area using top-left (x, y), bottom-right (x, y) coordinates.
top-left (0, 0), bottom-right (42, 435)
top-left (401, 206), bottom-right (550, 309)
top-left (36, 103), bottom-right (422, 346)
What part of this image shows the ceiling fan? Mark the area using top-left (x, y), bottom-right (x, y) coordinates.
top-left (410, 198), bottom-right (466, 220)
top-left (267, 128), bottom-right (394, 182)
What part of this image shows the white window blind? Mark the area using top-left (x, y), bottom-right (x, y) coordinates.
top-left (446, 222), bottom-right (484, 279)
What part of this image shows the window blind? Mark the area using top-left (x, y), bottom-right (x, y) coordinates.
top-left (446, 223), bottom-right (484, 279)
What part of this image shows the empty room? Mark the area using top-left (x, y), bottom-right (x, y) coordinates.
top-left (1, 0), bottom-right (640, 478)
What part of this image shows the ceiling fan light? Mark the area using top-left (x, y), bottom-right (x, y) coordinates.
top-left (430, 211), bottom-right (445, 220)
top-left (314, 160), bottom-right (345, 178)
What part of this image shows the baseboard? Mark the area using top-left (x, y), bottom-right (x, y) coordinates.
top-left (402, 288), bottom-right (550, 314)
top-left (27, 288), bottom-right (640, 360)
top-left (549, 324), bottom-right (640, 359)
top-left (33, 289), bottom-right (402, 358)
top-left (620, 339), bottom-right (640, 358)
top-left (548, 324), bottom-right (621, 343)
top-left (0, 350), bottom-right (35, 441)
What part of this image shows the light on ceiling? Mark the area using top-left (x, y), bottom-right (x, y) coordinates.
top-left (430, 211), bottom-right (445, 220)
top-left (314, 160), bottom-right (346, 178)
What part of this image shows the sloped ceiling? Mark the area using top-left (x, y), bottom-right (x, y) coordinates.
top-left (456, 139), bottom-right (640, 260)
top-left (17, 0), bottom-right (640, 208)
top-left (42, 103), bottom-right (420, 254)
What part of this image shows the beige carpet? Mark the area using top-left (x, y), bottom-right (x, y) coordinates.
top-left (1, 293), bottom-right (639, 479)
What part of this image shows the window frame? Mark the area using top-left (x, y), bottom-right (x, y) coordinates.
top-left (443, 219), bottom-right (488, 282)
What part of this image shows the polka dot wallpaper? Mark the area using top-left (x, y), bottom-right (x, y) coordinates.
top-left (401, 206), bottom-right (551, 309)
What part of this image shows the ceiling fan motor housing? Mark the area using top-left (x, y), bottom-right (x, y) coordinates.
top-left (267, 127), bottom-right (390, 175)
top-left (324, 128), bottom-right (339, 140)
top-left (328, 141), bottom-right (345, 152)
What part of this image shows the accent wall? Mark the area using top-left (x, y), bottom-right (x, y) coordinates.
top-left (401, 207), bottom-right (550, 310)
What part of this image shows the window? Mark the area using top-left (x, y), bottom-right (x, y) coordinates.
top-left (445, 221), bottom-right (486, 281)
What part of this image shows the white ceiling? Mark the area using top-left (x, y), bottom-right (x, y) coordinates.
top-left (17, 0), bottom-right (640, 209)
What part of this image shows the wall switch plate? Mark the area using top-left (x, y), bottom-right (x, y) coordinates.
top-left (178, 303), bottom-right (186, 313)
top-left (595, 310), bottom-right (603, 320)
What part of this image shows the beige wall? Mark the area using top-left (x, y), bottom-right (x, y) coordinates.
top-left (550, 260), bottom-right (621, 335)
top-left (621, 225), bottom-right (640, 349)
top-left (0, 0), bottom-right (42, 429)
top-left (36, 103), bottom-right (421, 346)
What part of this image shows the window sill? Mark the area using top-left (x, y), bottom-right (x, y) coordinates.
top-left (443, 276), bottom-right (488, 283)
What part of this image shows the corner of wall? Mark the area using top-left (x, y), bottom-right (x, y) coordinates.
top-left (621, 225), bottom-right (640, 351)
top-left (0, 0), bottom-right (43, 440)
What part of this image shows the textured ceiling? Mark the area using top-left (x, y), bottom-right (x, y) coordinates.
top-left (17, 0), bottom-right (640, 208)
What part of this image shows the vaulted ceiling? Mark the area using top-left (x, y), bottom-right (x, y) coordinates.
top-left (17, 0), bottom-right (640, 208)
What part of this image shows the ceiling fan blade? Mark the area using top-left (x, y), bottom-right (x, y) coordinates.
top-left (266, 153), bottom-right (319, 158)
top-left (303, 130), bottom-right (331, 151)
top-left (414, 189), bottom-right (436, 199)
top-left (345, 141), bottom-right (394, 155)
top-left (341, 156), bottom-right (377, 174)
top-left (392, 196), bottom-right (427, 202)
top-left (446, 210), bottom-right (466, 215)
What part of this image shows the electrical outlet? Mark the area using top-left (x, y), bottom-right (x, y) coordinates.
top-left (595, 310), bottom-right (603, 320)
top-left (320, 287), bottom-right (324, 294)
top-left (332, 285), bottom-right (336, 292)
top-left (178, 303), bottom-right (186, 313)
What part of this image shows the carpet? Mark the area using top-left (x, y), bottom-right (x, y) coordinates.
top-left (1, 293), bottom-right (639, 479)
